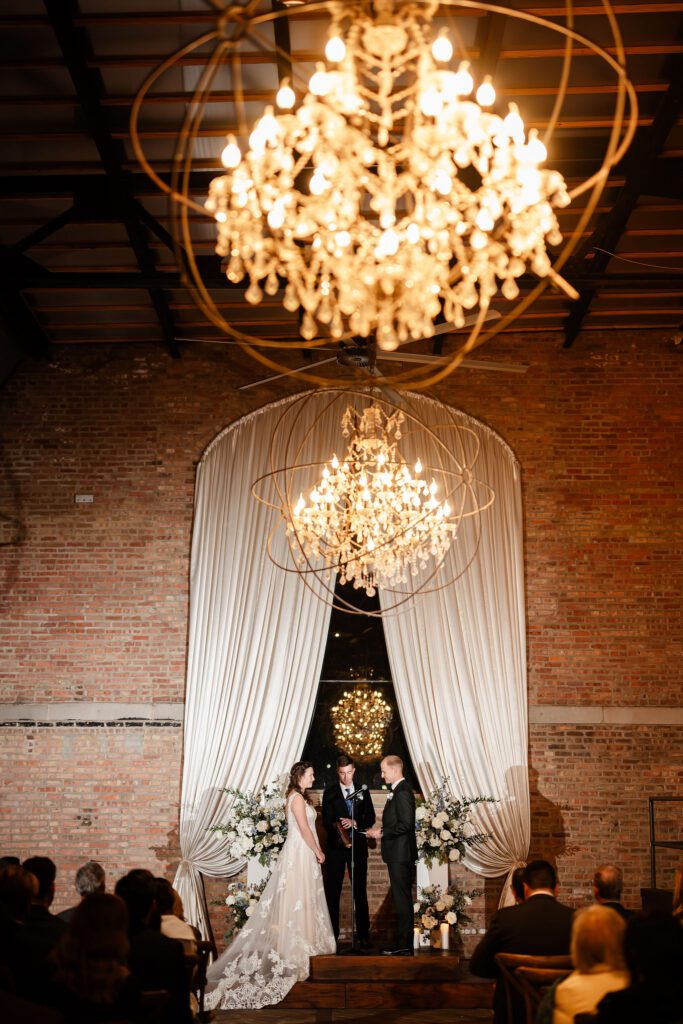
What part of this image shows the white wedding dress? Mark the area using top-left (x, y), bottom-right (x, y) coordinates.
top-left (205, 797), bottom-right (336, 1009)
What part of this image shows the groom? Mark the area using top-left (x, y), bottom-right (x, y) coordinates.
top-left (366, 754), bottom-right (417, 956)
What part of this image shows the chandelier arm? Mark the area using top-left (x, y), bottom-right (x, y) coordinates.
top-left (541, 1), bottom-right (574, 148)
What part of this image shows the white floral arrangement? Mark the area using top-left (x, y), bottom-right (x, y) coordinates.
top-left (221, 879), bottom-right (267, 940)
top-left (415, 779), bottom-right (494, 867)
top-left (413, 882), bottom-right (479, 937)
top-left (210, 780), bottom-right (287, 867)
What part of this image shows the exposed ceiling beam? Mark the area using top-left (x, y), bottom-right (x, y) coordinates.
top-left (42, 0), bottom-right (180, 358)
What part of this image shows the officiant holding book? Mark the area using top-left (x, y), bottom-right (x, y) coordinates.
top-left (322, 754), bottom-right (376, 949)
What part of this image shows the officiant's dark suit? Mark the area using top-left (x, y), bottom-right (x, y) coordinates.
top-left (322, 768), bottom-right (376, 943)
top-left (378, 770), bottom-right (417, 954)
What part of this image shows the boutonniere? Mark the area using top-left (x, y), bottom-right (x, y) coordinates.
top-left (386, 792), bottom-right (394, 801)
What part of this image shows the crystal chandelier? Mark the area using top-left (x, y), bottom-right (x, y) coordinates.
top-left (288, 402), bottom-right (455, 594)
top-left (331, 684), bottom-right (393, 761)
top-left (205, 0), bottom-right (573, 353)
top-left (132, 0), bottom-right (637, 389)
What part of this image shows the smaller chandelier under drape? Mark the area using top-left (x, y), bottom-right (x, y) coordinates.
top-left (252, 389), bottom-right (495, 615)
top-left (290, 402), bottom-right (454, 595)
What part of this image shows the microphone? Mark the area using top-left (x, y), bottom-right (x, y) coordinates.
top-left (346, 784), bottom-right (368, 801)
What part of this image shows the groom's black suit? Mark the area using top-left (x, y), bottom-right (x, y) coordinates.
top-left (380, 779), bottom-right (417, 952)
top-left (322, 782), bottom-right (376, 941)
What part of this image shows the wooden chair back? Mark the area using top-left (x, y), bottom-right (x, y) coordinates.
top-left (187, 939), bottom-right (214, 1022)
top-left (495, 952), bottom-right (573, 1024)
top-left (139, 989), bottom-right (170, 1024)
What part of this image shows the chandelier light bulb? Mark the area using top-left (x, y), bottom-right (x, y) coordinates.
top-left (503, 103), bottom-right (525, 142)
top-left (309, 65), bottom-right (331, 96)
top-left (431, 32), bottom-right (453, 63)
top-left (325, 34), bottom-right (346, 62)
top-left (220, 136), bottom-right (241, 169)
top-left (452, 61), bottom-right (474, 95)
top-left (476, 76), bottom-right (496, 107)
top-left (526, 129), bottom-right (548, 164)
top-left (276, 80), bottom-right (296, 109)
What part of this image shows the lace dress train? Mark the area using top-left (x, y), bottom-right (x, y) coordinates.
top-left (205, 799), bottom-right (336, 1010)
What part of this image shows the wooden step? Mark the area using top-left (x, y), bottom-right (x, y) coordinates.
top-left (281, 952), bottom-right (495, 1010)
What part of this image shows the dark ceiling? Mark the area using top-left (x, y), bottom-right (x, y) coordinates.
top-left (1, 0), bottom-right (682, 386)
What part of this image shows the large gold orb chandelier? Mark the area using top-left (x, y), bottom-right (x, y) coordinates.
top-left (331, 684), bottom-right (393, 761)
top-left (252, 389), bottom-right (495, 615)
top-left (131, 0), bottom-right (637, 390)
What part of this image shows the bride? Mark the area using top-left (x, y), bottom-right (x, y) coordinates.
top-left (206, 761), bottom-right (336, 1009)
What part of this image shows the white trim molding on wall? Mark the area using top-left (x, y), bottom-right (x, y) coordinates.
top-left (0, 702), bottom-right (681, 727)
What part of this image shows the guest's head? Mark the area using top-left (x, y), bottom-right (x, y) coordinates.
top-left (154, 877), bottom-right (175, 917)
top-left (336, 754), bottom-right (356, 789)
top-left (22, 856), bottom-right (57, 907)
top-left (380, 755), bottom-right (403, 786)
top-left (51, 893), bottom-right (130, 1004)
top-left (570, 904), bottom-right (626, 972)
top-left (0, 865), bottom-right (37, 922)
top-left (623, 910), bottom-right (683, 984)
top-left (114, 870), bottom-right (158, 934)
top-left (0, 856), bottom-right (20, 868)
top-left (75, 861), bottom-right (106, 898)
top-left (523, 859), bottom-right (557, 896)
top-left (593, 863), bottom-right (623, 903)
top-left (286, 761), bottom-right (315, 801)
top-left (510, 866), bottom-right (526, 904)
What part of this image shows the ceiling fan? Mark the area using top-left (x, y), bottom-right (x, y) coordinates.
top-left (176, 308), bottom-right (528, 391)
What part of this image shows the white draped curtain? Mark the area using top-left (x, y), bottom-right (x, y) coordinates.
top-left (380, 393), bottom-right (529, 902)
top-left (176, 391), bottom-right (529, 934)
top-left (174, 397), bottom-right (338, 939)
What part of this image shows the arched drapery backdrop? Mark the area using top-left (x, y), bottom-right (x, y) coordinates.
top-left (175, 391), bottom-right (529, 935)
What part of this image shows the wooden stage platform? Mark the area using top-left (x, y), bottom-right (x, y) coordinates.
top-left (280, 952), bottom-right (495, 1010)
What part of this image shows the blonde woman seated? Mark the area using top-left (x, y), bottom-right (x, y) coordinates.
top-left (535, 905), bottom-right (629, 1024)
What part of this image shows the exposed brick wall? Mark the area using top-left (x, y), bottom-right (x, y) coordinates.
top-left (1, 330), bottom-right (681, 952)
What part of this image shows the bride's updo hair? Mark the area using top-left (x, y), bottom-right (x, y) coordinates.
top-left (285, 761), bottom-right (313, 805)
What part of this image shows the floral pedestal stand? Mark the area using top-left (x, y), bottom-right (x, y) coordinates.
top-left (416, 858), bottom-right (449, 892)
top-left (247, 858), bottom-right (269, 886)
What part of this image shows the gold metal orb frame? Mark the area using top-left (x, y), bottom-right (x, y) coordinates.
top-left (131, 1), bottom-right (638, 391)
top-left (250, 388), bottom-right (495, 616)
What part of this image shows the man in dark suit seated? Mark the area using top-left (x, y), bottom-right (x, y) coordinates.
top-left (366, 754), bottom-right (417, 957)
top-left (322, 753), bottom-right (376, 949)
top-left (115, 869), bottom-right (191, 1024)
top-left (470, 859), bottom-right (574, 1024)
top-left (592, 863), bottom-right (634, 921)
top-left (21, 857), bottom-right (67, 969)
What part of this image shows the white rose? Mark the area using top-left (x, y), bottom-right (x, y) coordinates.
top-left (435, 900), bottom-right (445, 912)
top-left (443, 895), bottom-right (454, 908)
top-left (440, 829), bottom-right (452, 841)
top-left (415, 806), bottom-right (427, 821)
top-left (254, 842), bottom-right (263, 853)
top-left (431, 817), bottom-right (442, 829)
top-left (422, 915), bottom-right (437, 930)
top-left (446, 911), bottom-right (457, 925)
top-left (257, 821), bottom-right (268, 832)
top-left (245, 906), bottom-right (254, 917)
top-left (226, 896), bottom-right (235, 906)
top-left (429, 836), bottom-right (441, 847)
top-left (413, 902), bottom-right (421, 912)
top-left (449, 848), bottom-right (461, 861)
top-left (463, 895), bottom-right (472, 905)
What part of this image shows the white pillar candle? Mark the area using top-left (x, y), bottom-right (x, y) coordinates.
top-left (440, 922), bottom-right (450, 950)
top-left (414, 926), bottom-right (421, 949)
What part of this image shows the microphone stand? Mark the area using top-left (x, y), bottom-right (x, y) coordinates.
top-left (340, 789), bottom-right (365, 956)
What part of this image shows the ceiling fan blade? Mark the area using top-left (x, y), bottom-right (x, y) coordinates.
top-left (376, 351), bottom-right (528, 374)
top-left (237, 357), bottom-right (338, 391)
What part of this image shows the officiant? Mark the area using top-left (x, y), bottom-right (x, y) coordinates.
top-left (322, 753), bottom-right (376, 948)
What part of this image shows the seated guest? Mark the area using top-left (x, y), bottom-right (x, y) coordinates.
top-left (115, 870), bottom-right (191, 1024)
top-left (0, 857), bottom-right (20, 868)
top-left (535, 904), bottom-right (628, 1024)
top-left (470, 859), bottom-right (574, 1024)
top-left (155, 878), bottom-right (198, 955)
top-left (592, 863), bottom-right (633, 920)
top-left (0, 864), bottom-right (36, 993)
top-left (46, 892), bottom-right (142, 1022)
top-left (596, 911), bottom-right (683, 1024)
top-left (21, 857), bottom-right (67, 969)
top-left (59, 861), bottom-right (106, 925)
